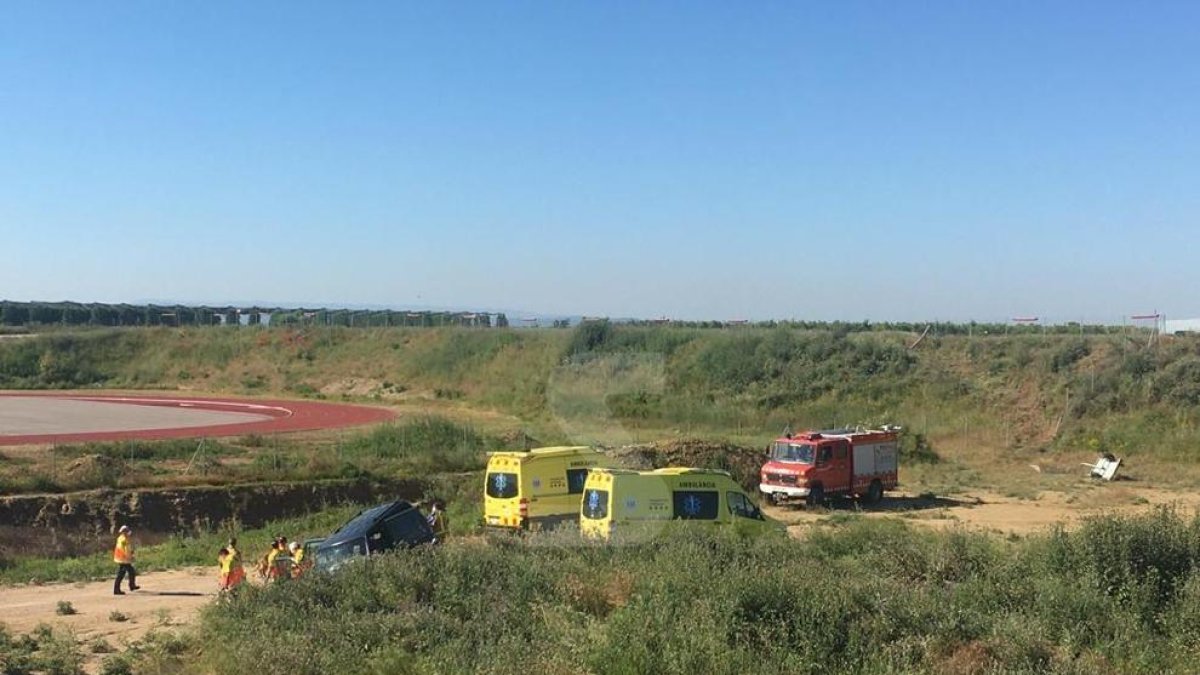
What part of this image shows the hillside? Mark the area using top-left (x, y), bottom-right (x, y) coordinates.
top-left (2, 325), bottom-right (1198, 475)
top-left (5, 326), bottom-right (1200, 674)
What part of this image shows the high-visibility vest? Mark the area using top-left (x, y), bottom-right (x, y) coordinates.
top-left (113, 534), bottom-right (134, 564)
top-left (267, 549), bottom-right (293, 578)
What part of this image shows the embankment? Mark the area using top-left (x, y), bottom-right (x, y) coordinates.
top-left (0, 478), bottom-right (427, 558)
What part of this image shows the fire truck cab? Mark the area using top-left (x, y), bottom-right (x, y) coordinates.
top-left (758, 427), bottom-right (899, 506)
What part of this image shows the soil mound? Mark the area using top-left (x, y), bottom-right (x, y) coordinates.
top-left (607, 439), bottom-right (763, 491)
top-left (497, 431), bottom-right (541, 450)
top-left (62, 453), bottom-right (125, 484)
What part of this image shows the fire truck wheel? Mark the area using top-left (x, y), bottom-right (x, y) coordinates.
top-left (866, 480), bottom-right (884, 505)
top-left (806, 484), bottom-right (825, 507)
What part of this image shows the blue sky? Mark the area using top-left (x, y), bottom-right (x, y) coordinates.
top-left (1, 2), bottom-right (1197, 321)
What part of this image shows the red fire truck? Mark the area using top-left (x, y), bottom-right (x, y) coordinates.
top-left (758, 426), bottom-right (900, 506)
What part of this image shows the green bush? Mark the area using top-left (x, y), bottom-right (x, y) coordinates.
top-left (900, 432), bottom-right (941, 464)
top-left (341, 418), bottom-right (496, 474)
top-left (1152, 356), bottom-right (1200, 406)
top-left (0, 624), bottom-right (84, 675)
top-left (185, 511), bottom-right (1200, 674)
top-left (1050, 339), bottom-right (1091, 372)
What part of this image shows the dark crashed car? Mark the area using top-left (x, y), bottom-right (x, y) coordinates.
top-left (314, 500), bottom-right (435, 572)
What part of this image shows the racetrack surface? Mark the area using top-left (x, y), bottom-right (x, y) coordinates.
top-left (0, 393), bottom-right (395, 446)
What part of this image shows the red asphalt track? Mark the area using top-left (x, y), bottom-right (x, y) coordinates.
top-left (0, 393), bottom-right (395, 446)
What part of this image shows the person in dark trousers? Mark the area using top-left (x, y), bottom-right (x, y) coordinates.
top-left (427, 500), bottom-right (448, 541)
top-left (113, 525), bottom-right (140, 595)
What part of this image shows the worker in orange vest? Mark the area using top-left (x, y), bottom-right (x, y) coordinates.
top-left (265, 537), bottom-right (293, 582)
top-left (113, 525), bottom-right (140, 595)
top-left (225, 537), bottom-right (246, 589)
top-left (217, 547), bottom-right (231, 590)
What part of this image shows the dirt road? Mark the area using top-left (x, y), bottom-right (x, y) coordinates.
top-left (771, 485), bottom-right (1200, 536)
top-left (0, 567), bottom-right (215, 656)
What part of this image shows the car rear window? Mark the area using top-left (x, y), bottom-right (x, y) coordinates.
top-left (384, 509), bottom-right (433, 546)
top-left (673, 491), bottom-right (719, 520)
top-left (487, 472), bottom-right (519, 499)
top-left (582, 488), bottom-right (609, 520)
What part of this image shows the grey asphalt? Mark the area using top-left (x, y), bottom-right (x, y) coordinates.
top-left (0, 397), bottom-right (272, 436)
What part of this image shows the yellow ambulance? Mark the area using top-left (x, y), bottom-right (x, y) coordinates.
top-left (484, 446), bottom-right (607, 531)
top-left (579, 467), bottom-right (777, 539)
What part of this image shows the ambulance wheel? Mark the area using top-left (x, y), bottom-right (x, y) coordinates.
top-left (866, 480), bottom-right (884, 505)
top-left (806, 484), bottom-right (825, 507)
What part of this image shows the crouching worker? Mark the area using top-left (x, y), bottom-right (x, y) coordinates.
top-left (267, 537), bottom-right (293, 582)
top-left (288, 541), bottom-right (308, 578)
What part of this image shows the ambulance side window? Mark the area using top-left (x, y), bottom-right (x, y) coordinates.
top-left (566, 469), bottom-right (589, 495)
top-left (834, 443), bottom-right (848, 461)
top-left (673, 491), bottom-right (719, 520)
top-left (818, 446), bottom-right (833, 464)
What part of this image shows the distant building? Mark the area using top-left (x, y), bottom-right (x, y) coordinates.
top-left (1165, 318), bottom-right (1200, 334)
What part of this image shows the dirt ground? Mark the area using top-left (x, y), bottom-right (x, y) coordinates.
top-left (0, 567), bottom-right (215, 672)
top-left (770, 484), bottom-right (1200, 536)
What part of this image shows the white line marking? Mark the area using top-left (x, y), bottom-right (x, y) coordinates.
top-left (63, 397), bottom-right (295, 418)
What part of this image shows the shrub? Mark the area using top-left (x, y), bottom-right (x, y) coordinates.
top-left (900, 432), bottom-right (940, 464)
top-left (182, 513), bottom-right (1200, 674)
top-left (1152, 356), bottom-right (1200, 406)
top-left (99, 654), bottom-right (134, 675)
top-left (1050, 339), bottom-right (1091, 372)
top-left (564, 320), bottom-right (613, 357)
top-left (340, 418), bottom-right (495, 473)
top-left (54, 600), bottom-right (77, 616)
top-left (90, 638), bottom-right (115, 654)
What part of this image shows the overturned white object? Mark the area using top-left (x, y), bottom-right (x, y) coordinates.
top-left (1083, 454), bottom-right (1121, 481)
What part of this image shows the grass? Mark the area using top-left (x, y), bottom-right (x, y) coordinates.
top-left (86, 508), bottom-right (1192, 674)
top-left (0, 470), bottom-right (483, 586)
top-left (4, 326), bottom-right (1200, 670)
top-left (0, 417), bottom-right (500, 495)
top-left (339, 417), bottom-right (498, 473)
top-left (3, 326), bottom-right (1199, 471)
top-left (0, 506), bottom-right (362, 586)
top-left (0, 623), bottom-right (84, 675)
top-left (90, 637), bottom-right (115, 654)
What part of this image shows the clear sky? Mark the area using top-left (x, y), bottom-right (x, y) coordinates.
top-left (2, 2), bottom-right (1197, 322)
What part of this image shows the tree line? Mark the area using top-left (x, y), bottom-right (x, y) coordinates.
top-left (616, 318), bottom-right (1132, 335)
top-left (0, 301), bottom-right (506, 328)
